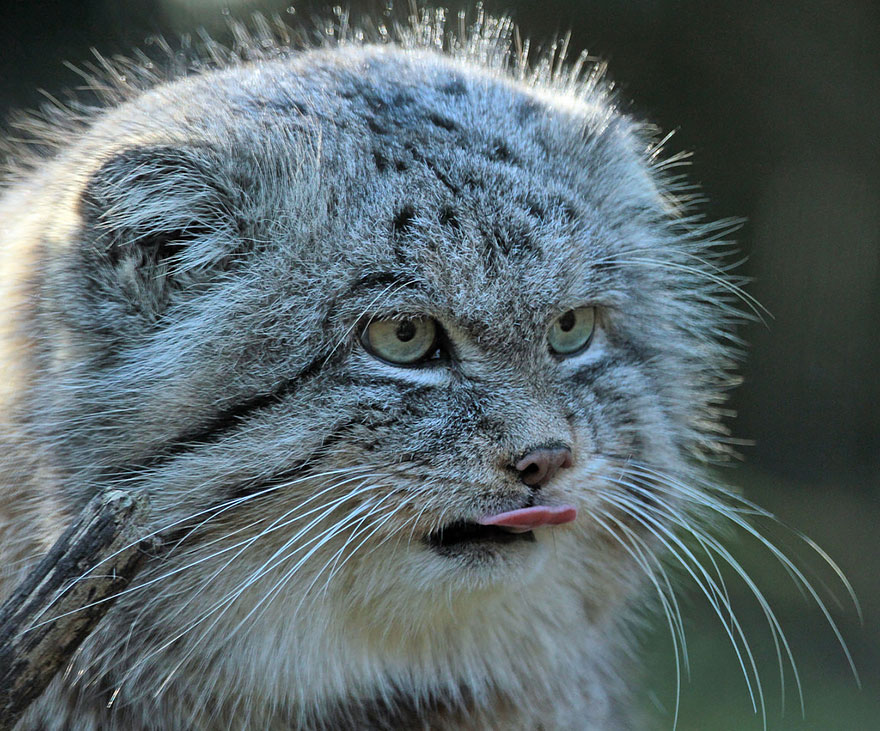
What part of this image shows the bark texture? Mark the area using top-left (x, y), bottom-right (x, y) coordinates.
top-left (0, 490), bottom-right (156, 730)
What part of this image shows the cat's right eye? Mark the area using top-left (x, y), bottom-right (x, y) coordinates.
top-left (548, 306), bottom-right (596, 356)
top-left (361, 316), bottom-right (440, 365)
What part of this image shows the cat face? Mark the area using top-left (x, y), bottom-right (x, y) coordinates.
top-left (35, 47), bottom-right (731, 634)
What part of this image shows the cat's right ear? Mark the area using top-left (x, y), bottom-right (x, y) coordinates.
top-left (75, 144), bottom-right (244, 318)
top-left (81, 144), bottom-right (240, 270)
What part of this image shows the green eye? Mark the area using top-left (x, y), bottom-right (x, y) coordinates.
top-left (362, 316), bottom-right (439, 365)
top-left (548, 307), bottom-right (596, 356)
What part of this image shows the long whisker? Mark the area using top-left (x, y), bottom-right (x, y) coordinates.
top-left (599, 486), bottom-right (771, 723)
top-left (134, 476), bottom-right (384, 640)
top-left (28, 467), bottom-right (379, 630)
top-left (596, 254), bottom-right (766, 323)
top-left (75, 475), bottom-right (387, 682)
top-left (605, 476), bottom-right (794, 706)
top-left (317, 499), bottom-right (410, 598)
top-left (148, 481), bottom-right (382, 652)
top-left (624, 462), bottom-right (861, 683)
top-left (239, 491), bottom-right (403, 630)
top-left (148, 500), bottom-right (380, 696)
top-left (590, 507), bottom-right (686, 730)
top-left (609, 457), bottom-right (861, 721)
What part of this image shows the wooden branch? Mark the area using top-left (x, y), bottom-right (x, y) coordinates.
top-left (0, 490), bottom-right (158, 730)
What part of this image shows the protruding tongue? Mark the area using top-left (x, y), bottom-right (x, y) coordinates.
top-left (477, 505), bottom-right (577, 533)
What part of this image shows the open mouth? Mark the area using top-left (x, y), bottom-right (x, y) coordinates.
top-left (427, 521), bottom-right (536, 553)
top-left (426, 504), bottom-right (577, 556)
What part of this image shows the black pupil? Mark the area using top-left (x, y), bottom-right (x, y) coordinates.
top-left (558, 311), bottom-right (576, 332)
top-left (396, 320), bottom-right (417, 342)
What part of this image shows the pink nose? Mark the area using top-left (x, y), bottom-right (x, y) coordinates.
top-left (514, 447), bottom-right (573, 488)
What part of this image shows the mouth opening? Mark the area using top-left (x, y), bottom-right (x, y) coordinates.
top-left (426, 521), bottom-right (536, 553)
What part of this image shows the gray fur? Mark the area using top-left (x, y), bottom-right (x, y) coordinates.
top-left (0, 10), bottom-right (753, 730)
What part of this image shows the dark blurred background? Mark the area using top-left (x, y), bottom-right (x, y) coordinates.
top-left (1, 1), bottom-right (877, 727)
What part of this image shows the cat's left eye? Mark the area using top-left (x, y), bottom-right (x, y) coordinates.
top-left (361, 316), bottom-right (439, 365)
top-left (548, 306), bottom-right (596, 356)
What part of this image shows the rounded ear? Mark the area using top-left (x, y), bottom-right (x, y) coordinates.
top-left (82, 145), bottom-right (239, 267)
top-left (75, 144), bottom-right (243, 319)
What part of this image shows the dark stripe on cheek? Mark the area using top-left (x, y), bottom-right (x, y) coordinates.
top-left (227, 461), bottom-right (312, 501)
top-left (570, 359), bottom-right (612, 386)
top-left (110, 352), bottom-right (329, 476)
top-left (225, 417), bottom-right (361, 500)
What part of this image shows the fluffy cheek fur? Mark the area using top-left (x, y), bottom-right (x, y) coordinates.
top-left (63, 335), bottom-right (675, 716)
top-left (39, 446), bottom-right (643, 729)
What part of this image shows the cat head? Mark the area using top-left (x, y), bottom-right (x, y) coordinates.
top-left (23, 40), bottom-right (739, 624)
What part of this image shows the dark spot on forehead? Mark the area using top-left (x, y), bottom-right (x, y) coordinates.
top-left (427, 113), bottom-right (458, 132)
top-left (489, 140), bottom-right (513, 162)
top-left (439, 206), bottom-right (460, 231)
top-left (392, 206), bottom-right (416, 235)
top-left (559, 200), bottom-right (577, 223)
top-left (373, 150), bottom-right (389, 172)
top-left (367, 117), bottom-right (387, 135)
top-left (525, 194), bottom-right (578, 225)
top-left (350, 271), bottom-right (419, 293)
top-left (243, 96), bottom-right (309, 116)
top-left (439, 77), bottom-right (467, 96)
top-left (355, 86), bottom-right (389, 112)
top-left (413, 152), bottom-right (461, 195)
top-left (479, 218), bottom-right (540, 261)
top-left (527, 199), bottom-right (547, 219)
top-left (518, 99), bottom-right (541, 122)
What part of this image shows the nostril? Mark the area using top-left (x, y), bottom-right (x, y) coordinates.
top-left (514, 446), bottom-right (573, 488)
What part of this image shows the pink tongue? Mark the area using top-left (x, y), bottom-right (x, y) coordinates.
top-left (477, 505), bottom-right (577, 533)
